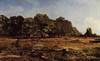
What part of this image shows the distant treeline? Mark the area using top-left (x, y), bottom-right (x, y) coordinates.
top-left (0, 14), bottom-right (83, 38)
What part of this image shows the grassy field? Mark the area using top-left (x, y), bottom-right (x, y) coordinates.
top-left (0, 37), bottom-right (99, 50)
top-left (0, 37), bottom-right (99, 61)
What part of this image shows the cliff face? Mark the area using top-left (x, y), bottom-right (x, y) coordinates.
top-left (0, 15), bottom-right (8, 35)
top-left (55, 17), bottom-right (81, 36)
top-left (0, 14), bottom-right (81, 37)
top-left (55, 18), bottom-right (73, 35)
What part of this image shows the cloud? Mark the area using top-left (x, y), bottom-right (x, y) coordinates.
top-left (0, 6), bottom-right (24, 17)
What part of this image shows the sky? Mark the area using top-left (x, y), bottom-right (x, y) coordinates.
top-left (0, 0), bottom-right (100, 34)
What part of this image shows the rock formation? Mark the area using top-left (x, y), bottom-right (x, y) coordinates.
top-left (0, 14), bottom-right (81, 37)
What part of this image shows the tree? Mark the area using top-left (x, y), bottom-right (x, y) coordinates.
top-left (84, 28), bottom-right (93, 37)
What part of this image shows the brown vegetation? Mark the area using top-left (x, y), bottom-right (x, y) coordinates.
top-left (0, 37), bottom-right (99, 61)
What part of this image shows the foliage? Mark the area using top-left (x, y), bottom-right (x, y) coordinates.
top-left (84, 28), bottom-right (97, 37)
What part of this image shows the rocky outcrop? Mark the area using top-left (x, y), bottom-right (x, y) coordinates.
top-left (0, 15), bottom-right (8, 35)
top-left (55, 17), bottom-right (81, 36)
top-left (71, 27), bottom-right (82, 36)
top-left (0, 14), bottom-right (81, 37)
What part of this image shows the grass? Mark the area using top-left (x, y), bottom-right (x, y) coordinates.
top-left (0, 37), bottom-right (99, 61)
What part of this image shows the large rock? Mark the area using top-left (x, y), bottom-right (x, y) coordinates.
top-left (0, 15), bottom-right (8, 35)
top-left (55, 17), bottom-right (81, 36)
top-left (0, 14), bottom-right (81, 37)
